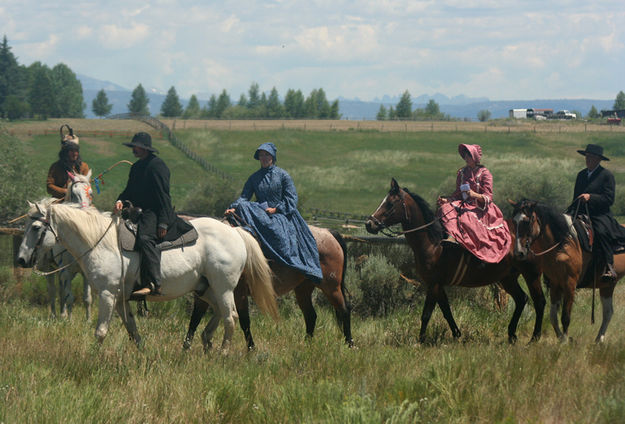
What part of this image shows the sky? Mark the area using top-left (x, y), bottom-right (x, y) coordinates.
top-left (1, 0), bottom-right (624, 102)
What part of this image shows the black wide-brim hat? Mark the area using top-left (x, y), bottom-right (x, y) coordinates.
top-left (123, 132), bottom-right (159, 153)
top-left (577, 143), bottom-right (609, 161)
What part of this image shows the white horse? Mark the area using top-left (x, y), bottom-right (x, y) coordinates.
top-left (18, 201), bottom-right (278, 349)
top-left (37, 171), bottom-right (93, 319)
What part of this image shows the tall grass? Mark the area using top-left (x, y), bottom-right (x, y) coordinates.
top-left (2, 268), bottom-right (625, 423)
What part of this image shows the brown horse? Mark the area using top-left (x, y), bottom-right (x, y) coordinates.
top-left (365, 178), bottom-right (544, 344)
top-left (183, 225), bottom-right (353, 350)
top-left (511, 199), bottom-right (625, 343)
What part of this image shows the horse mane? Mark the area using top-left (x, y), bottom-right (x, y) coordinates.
top-left (527, 200), bottom-right (571, 243)
top-left (402, 188), bottom-right (443, 243)
top-left (28, 198), bottom-right (57, 214)
top-left (50, 204), bottom-right (118, 250)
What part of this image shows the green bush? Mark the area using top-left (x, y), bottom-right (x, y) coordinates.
top-left (347, 253), bottom-right (415, 317)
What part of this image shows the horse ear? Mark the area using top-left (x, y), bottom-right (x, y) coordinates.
top-left (27, 201), bottom-right (34, 208)
top-left (67, 171), bottom-right (76, 182)
top-left (86, 169), bottom-right (92, 180)
top-left (391, 178), bottom-right (399, 191)
top-left (507, 199), bottom-right (517, 207)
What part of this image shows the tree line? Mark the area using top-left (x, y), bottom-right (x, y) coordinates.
top-left (0, 36), bottom-right (85, 120)
top-left (376, 90), bottom-right (451, 121)
top-left (113, 82), bottom-right (341, 120)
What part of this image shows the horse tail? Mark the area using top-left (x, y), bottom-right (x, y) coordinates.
top-left (330, 229), bottom-right (351, 324)
top-left (233, 227), bottom-right (279, 321)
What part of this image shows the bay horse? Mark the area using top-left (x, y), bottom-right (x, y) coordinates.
top-left (511, 199), bottom-right (625, 342)
top-left (365, 178), bottom-right (545, 344)
top-left (183, 225), bottom-right (353, 350)
top-left (17, 201), bottom-right (278, 350)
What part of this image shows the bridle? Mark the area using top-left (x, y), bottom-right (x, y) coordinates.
top-left (369, 190), bottom-right (442, 238)
top-left (515, 207), bottom-right (562, 257)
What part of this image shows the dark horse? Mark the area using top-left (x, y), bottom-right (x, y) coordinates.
top-left (511, 199), bottom-right (625, 343)
top-left (365, 178), bottom-right (545, 344)
top-left (183, 225), bottom-right (353, 350)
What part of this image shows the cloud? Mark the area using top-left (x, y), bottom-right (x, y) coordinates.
top-left (99, 23), bottom-right (150, 49)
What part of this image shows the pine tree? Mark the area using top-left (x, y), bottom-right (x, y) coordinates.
top-left (395, 90), bottom-right (412, 119)
top-left (127, 83), bottom-right (149, 115)
top-left (266, 87), bottom-right (283, 118)
top-left (215, 89), bottom-right (231, 118)
top-left (92, 89), bottom-right (112, 118)
top-left (376, 105), bottom-right (387, 120)
top-left (587, 105), bottom-right (600, 119)
top-left (0, 35), bottom-right (21, 118)
top-left (247, 82), bottom-right (260, 109)
top-left (329, 99), bottom-right (340, 119)
top-left (183, 94), bottom-right (201, 119)
top-left (160, 86), bottom-right (183, 117)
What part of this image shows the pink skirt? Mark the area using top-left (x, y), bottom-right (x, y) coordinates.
top-left (438, 200), bottom-right (511, 263)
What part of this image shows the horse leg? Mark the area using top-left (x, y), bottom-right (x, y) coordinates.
top-left (596, 286), bottom-right (616, 343)
top-left (115, 299), bottom-right (141, 347)
top-left (81, 272), bottom-right (92, 321)
top-left (319, 283), bottom-right (354, 347)
top-left (500, 277), bottom-right (528, 344)
top-left (95, 289), bottom-right (116, 343)
top-left (294, 283), bottom-right (317, 339)
top-left (549, 288), bottom-right (565, 341)
top-left (208, 283), bottom-right (238, 352)
top-left (435, 286), bottom-right (462, 340)
top-left (419, 286), bottom-right (439, 343)
top-left (558, 277), bottom-right (578, 343)
top-left (59, 269), bottom-right (74, 319)
top-left (522, 270), bottom-right (546, 343)
top-left (183, 296), bottom-right (210, 350)
top-left (234, 282), bottom-right (255, 350)
top-left (46, 274), bottom-right (57, 318)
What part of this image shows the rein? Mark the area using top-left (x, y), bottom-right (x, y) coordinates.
top-left (372, 193), bottom-right (455, 238)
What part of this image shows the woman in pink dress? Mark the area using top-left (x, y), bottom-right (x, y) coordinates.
top-left (437, 144), bottom-right (511, 263)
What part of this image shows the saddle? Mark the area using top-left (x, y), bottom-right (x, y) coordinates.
top-left (119, 205), bottom-right (198, 252)
top-left (571, 214), bottom-right (593, 253)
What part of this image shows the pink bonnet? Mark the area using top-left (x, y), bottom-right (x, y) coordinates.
top-left (458, 144), bottom-right (482, 163)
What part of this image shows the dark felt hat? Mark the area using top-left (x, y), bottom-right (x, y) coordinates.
top-left (123, 132), bottom-right (159, 153)
top-left (577, 144), bottom-right (609, 161)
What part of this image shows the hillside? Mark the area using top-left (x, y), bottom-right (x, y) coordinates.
top-left (5, 118), bottom-right (625, 222)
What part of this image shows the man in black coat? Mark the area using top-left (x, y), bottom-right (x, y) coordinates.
top-left (114, 132), bottom-right (175, 295)
top-left (568, 144), bottom-right (625, 281)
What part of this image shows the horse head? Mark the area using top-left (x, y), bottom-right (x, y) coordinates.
top-left (365, 178), bottom-right (409, 234)
top-left (65, 169), bottom-right (93, 208)
top-left (510, 199), bottom-right (540, 260)
top-left (17, 199), bottom-right (57, 268)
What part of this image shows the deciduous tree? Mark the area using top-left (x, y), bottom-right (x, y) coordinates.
top-left (395, 90), bottom-right (412, 119)
top-left (614, 91), bottom-right (625, 110)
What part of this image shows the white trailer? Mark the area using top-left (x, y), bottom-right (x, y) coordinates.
top-left (509, 109), bottom-right (527, 119)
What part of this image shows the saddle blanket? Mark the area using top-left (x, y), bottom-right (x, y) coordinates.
top-left (119, 220), bottom-right (198, 252)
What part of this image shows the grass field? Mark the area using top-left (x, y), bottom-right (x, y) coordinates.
top-left (3, 118), bottom-right (625, 422)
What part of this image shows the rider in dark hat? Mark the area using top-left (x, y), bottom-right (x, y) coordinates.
top-left (568, 143), bottom-right (625, 282)
top-left (114, 132), bottom-right (173, 296)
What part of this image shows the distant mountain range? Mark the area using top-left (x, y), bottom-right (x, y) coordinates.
top-left (78, 74), bottom-right (614, 121)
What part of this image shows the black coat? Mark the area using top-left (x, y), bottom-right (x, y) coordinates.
top-left (117, 154), bottom-right (175, 230)
top-left (569, 165), bottom-right (625, 253)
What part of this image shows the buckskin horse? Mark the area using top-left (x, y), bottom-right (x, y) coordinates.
top-left (365, 178), bottom-right (545, 344)
top-left (183, 225), bottom-right (353, 350)
top-left (511, 199), bottom-right (625, 343)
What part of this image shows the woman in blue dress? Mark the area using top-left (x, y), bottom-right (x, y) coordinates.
top-left (225, 142), bottom-right (323, 283)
